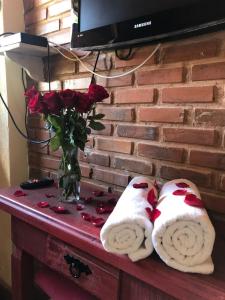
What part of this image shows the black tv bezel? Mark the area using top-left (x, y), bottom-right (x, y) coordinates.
top-left (71, 0), bottom-right (225, 51)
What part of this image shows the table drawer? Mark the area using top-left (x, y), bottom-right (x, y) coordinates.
top-left (46, 236), bottom-right (119, 300)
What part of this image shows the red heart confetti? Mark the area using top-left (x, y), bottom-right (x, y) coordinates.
top-left (93, 190), bottom-right (104, 197)
top-left (173, 189), bottom-right (187, 196)
top-left (145, 207), bottom-right (152, 219)
top-left (147, 189), bottom-right (157, 207)
top-left (76, 204), bottom-right (85, 211)
top-left (150, 209), bottom-right (161, 223)
top-left (96, 205), bottom-right (114, 214)
top-left (45, 194), bottom-right (56, 198)
top-left (80, 212), bottom-right (92, 221)
top-left (14, 190), bottom-right (27, 197)
top-left (37, 201), bottom-right (49, 208)
top-left (184, 194), bottom-right (204, 208)
top-left (50, 206), bottom-right (69, 214)
top-left (82, 196), bottom-right (93, 203)
top-left (176, 182), bottom-right (190, 188)
top-left (133, 182), bottom-right (148, 189)
top-left (91, 217), bottom-right (105, 227)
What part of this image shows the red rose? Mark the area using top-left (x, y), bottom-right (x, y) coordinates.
top-left (25, 86), bottom-right (38, 98)
top-left (75, 92), bottom-right (92, 113)
top-left (43, 91), bottom-right (62, 115)
top-left (59, 89), bottom-right (78, 108)
top-left (28, 93), bottom-right (47, 114)
top-left (88, 84), bottom-right (109, 103)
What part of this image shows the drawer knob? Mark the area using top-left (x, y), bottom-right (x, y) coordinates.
top-left (64, 254), bottom-right (92, 279)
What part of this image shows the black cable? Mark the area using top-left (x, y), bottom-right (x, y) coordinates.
top-left (115, 47), bottom-right (133, 60)
top-left (21, 68), bottom-right (29, 136)
top-left (0, 92), bottom-right (51, 144)
top-left (91, 51), bottom-right (100, 84)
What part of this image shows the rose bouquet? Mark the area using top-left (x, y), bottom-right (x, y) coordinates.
top-left (25, 83), bottom-right (109, 201)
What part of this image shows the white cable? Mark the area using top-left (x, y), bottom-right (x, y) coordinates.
top-left (48, 41), bottom-right (161, 79)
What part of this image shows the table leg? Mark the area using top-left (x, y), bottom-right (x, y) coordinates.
top-left (11, 245), bottom-right (34, 300)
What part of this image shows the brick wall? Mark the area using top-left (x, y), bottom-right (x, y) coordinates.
top-left (24, 0), bottom-right (225, 213)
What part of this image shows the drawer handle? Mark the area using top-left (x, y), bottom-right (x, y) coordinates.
top-left (64, 254), bottom-right (92, 279)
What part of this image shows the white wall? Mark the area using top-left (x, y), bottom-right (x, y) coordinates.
top-left (0, 0), bottom-right (28, 287)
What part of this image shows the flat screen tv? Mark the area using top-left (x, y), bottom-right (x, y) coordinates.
top-left (71, 0), bottom-right (225, 51)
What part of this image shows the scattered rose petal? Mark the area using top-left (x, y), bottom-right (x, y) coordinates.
top-left (45, 194), bottom-right (56, 198)
top-left (92, 217), bottom-right (105, 227)
top-left (133, 182), bottom-right (148, 189)
top-left (173, 189), bottom-right (187, 196)
top-left (81, 212), bottom-right (92, 222)
top-left (176, 182), bottom-right (190, 188)
top-left (93, 190), bottom-right (104, 197)
top-left (145, 207), bottom-right (152, 219)
top-left (147, 189), bottom-right (157, 207)
top-left (14, 190), bottom-right (27, 197)
top-left (96, 205), bottom-right (114, 214)
top-left (184, 194), bottom-right (204, 208)
top-left (37, 201), bottom-right (49, 208)
top-left (82, 196), bottom-right (93, 203)
top-left (150, 209), bottom-right (161, 223)
top-left (76, 204), bottom-right (85, 211)
top-left (50, 206), bottom-right (69, 214)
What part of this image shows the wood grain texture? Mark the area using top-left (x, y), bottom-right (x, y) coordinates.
top-left (1, 185), bottom-right (225, 300)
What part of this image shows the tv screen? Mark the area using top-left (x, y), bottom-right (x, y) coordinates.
top-left (71, 0), bottom-right (225, 50)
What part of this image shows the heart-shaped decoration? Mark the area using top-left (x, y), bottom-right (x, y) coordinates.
top-left (176, 182), bottom-right (190, 188)
top-left (173, 189), bottom-right (187, 196)
top-left (184, 194), bottom-right (204, 208)
top-left (147, 189), bottom-right (157, 207)
top-left (14, 190), bottom-right (27, 197)
top-left (133, 182), bottom-right (148, 189)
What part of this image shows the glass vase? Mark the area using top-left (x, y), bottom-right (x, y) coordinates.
top-left (58, 146), bottom-right (81, 203)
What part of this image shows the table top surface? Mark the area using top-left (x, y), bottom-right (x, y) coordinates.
top-left (0, 184), bottom-right (225, 300)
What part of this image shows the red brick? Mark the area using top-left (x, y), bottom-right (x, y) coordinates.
top-left (29, 144), bottom-right (48, 155)
top-left (80, 179), bottom-right (109, 193)
top-left (80, 163), bottom-right (92, 178)
top-left (162, 40), bottom-right (220, 63)
top-left (114, 156), bottom-right (153, 175)
top-left (97, 74), bottom-right (133, 88)
top-left (29, 167), bottom-right (49, 179)
top-left (160, 165), bottom-right (212, 188)
top-left (163, 128), bottom-right (218, 146)
top-left (220, 175), bottom-right (225, 192)
top-left (49, 55), bottom-right (75, 77)
top-left (115, 45), bottom-right (157, 68)
top-left (114, 88), bottom-right (155, 104)
top-left (50, 148), bottom-right (63, 158)
top-left (35, 129), bottom-right (51, 141)
top-left (97, 107), bottom-right (134, 122)
top-left (38, 81), bottom-right (62, 92)
top-left (46, 28), bottom-right (71, 44)
top-left (190, 150), bottom-right (225, 170)
top-left (60, 15), bottom-right (71, 30)
top-left (63, 77), bottom-right (91, 90)
top-left (200, 192), bottom-right (225, 213)
top-left (137, 67), bottom-right (184, 85)
top-left (27, 19), bottom-right (59, 35)
top-left (23, 0), bottom-right (34, 12)
top-left (192, 62), bottom-right (225, 81)
top-left (138, 143), bottom-right (185, 163)
top-left (195, 109), bottom-right (225, 126)
top-left (79, 54), bottom-right (112, 73)
top-left (96, 138), bottom-right (133, 154)
top-left (29, 154), bottom-right (60, 170)
top-left (48, 1), bottom-right (71, 17)
top-left (25, 7), bottom-right (46, 25)
top-left (139, 108), bottom-right (185, 123)
top-left (162, 86), bottom-right (215, 103)
top-left (34, 0), bottom-right (52, 6)
top-left (93, 168), bottom-right (130, 187)
top-left (28, 116), bottom-right (47, 129)
top-left (91, 124), bottom-right (113, 136)
top-left (88, 152), bottom-right (110, 167)
top-left (117, 125), bottom-right (158, 140)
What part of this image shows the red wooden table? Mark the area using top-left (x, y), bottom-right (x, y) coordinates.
top-left (0, 184), bottom-right (225, 300)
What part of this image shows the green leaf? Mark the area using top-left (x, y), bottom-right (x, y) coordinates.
top-left (88, 113), bottom-right (105, 120)
top-left (50, 135), bottom-right (61, 151)
top-left (47, 115), bottom-right (62, 133)
top-left (89, 120), bottom-right (105, 131)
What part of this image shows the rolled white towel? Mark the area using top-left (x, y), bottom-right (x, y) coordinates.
top-left (152, 179), bottom-right (215, 274)
top-left (100, 176), bottom-right (157, 262)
